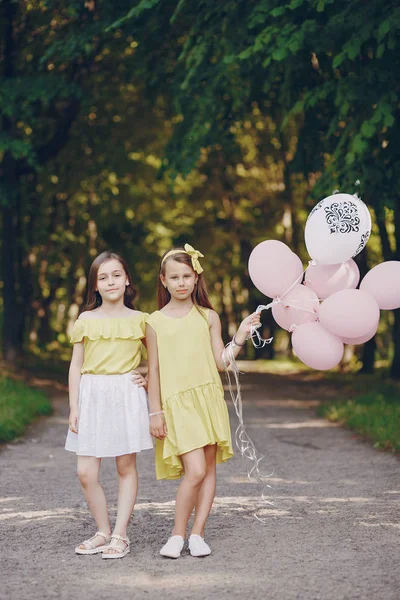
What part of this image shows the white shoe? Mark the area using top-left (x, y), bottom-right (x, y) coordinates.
top-left (188, 534), bottom-right (211, 557)
top-left (160, 535), bottom-right (185, 558)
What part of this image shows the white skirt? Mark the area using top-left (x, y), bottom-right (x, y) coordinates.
top-left (65, 372), bottom-right (154, 458)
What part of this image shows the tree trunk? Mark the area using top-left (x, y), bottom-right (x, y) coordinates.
top-left (390, 310), bottom-right (400, 379)
top-left (375, 206), bottom-right (394, 261)
top-left (1, 0), bottom-right (24, 360)
top-left (22, 179), bottom-right (39, 344)
top-left (37, 299), bottom-right (54, 347)
top-left (355, 247), bottom-right (376, 373)
top-left (359, 335), bottom-right (377, 374)
top-left (390, 198), bottom-right (400, 378)
top-left (1, 193), bottom-right (23, 360)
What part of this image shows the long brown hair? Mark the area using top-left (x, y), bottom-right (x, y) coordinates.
top-left (85, 251), bottom-right (137, 311)
top-left (157, 248), bottom-right (214, 310)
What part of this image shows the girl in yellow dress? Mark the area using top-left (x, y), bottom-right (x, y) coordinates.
top-left (65, 251), bottom-right (153, 559)
top-left (146, 244), bottom-right (260, 558)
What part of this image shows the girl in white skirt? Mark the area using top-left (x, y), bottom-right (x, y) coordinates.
top-left (65, 251), bottom-right (153, 559)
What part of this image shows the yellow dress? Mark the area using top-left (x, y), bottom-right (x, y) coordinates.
top-left (70, 313), bottom-right (148, 374)
top-left (146, 306), bottom-right (233, 480)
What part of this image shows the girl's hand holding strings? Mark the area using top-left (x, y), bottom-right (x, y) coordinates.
top-left (237, 311), bottom-right (261, 341)
top-left (149, 414), bottom-right (168, 440)
top-left (68, 408), bottom-right (79, 433)
top-left (131, 370), bottom-right (148, 391)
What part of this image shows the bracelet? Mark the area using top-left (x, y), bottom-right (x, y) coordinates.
top-left (149, 410), bottom-right (164, 417)
top-left (231, 333), bottom-right (246, 348)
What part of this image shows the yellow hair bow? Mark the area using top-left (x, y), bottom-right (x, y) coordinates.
top-left (161, 243), bottom-right (205, 274)
top-left (184, 243), bottom-right (204, 274)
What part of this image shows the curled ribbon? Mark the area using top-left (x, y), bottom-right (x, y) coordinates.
top-left (223, 259), bottom-right (322, 519)
top-left (224, 343), bottom-right (275, 523)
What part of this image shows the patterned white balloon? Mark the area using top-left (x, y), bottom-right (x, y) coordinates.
top-left (305, 193), bottom-right (371, 265)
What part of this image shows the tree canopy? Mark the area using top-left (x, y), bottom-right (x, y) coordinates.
top-left (1, 0), bottom-right (399, 376)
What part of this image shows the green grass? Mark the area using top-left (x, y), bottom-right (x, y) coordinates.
top-left (0, 377), bottom-right (52, 443)
top-left (318, 382), bottom-right (400, 452)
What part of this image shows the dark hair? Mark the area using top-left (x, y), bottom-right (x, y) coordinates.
top-left (85, 251), bottom-right (137, 311)
top-left (157, 248), bottom-right (214, 310)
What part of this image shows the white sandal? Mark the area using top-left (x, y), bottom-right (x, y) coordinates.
top-left (102, 534), bottom-right (130, 559)
top-left (75, 531), bottom-right (111, 555)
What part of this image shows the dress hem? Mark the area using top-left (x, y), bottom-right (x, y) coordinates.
top-left (65, 444), bottom-right (154, 458)
top-left (156, 437), bottom-right (233, 481)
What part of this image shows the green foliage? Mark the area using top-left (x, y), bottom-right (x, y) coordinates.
top-left (318, 383), bottom-right (400, 452)
top-left (0, 377), bottom-right (52, 442)
top-left (1, 0), bottom-right (399, 374)
top-left (0, 134), bottom-right (34, 162)
top-left (117, 0), bottom-right (400, 211)
top-left (0, 0), bottom-right (131, 186)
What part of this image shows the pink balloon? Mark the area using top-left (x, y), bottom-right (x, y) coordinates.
top-left (249, 240), bottom-right (303, 298)
top-left (319, 289), bottom-right (380, 338)
top-left (360, 261), bottom-right (400, 310)
top-left (341, 320), bottom-right (379, 345)
top-left (272, 284), bottom-right (319, 331)
top-left (292, 322), bottom-right (344, 370)
top-left (304, 259), bottom-right (360, 299)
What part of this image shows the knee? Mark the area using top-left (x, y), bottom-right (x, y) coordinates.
top-left (205, 458), bottom-right (217, 475)
top-left (116, 457), bottom-right (137, 478)
top-left (77, 465), bottom-right (97, 488)
top-left (186, 465), bottom-right (207, 486)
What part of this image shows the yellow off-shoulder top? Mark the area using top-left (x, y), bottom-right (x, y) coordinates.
top-left (70, 313), bottom-right (148, 375)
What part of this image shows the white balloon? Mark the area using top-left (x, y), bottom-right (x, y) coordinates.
top-left (305, 193), bottom-right (371, 265)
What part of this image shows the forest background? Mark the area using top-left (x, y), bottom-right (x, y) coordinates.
top-left (1, 0), bottom-right (400, 379)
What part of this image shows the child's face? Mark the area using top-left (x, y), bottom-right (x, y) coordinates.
top-left (96, 259), bottom-right (129, 304)
top-left (161, 259), bottom-right (197, 301)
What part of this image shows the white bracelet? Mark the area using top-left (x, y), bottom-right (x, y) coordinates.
top-left (231, 334), bottom-right (246, 348)
top-left (149, 410), bottom-right (164, 417)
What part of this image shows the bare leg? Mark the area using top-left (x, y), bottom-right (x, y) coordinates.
top-left (191, 444), bottom-right (217, 537)
top-left (77, 456), bottom-right (111, 548)
top-left (171, 448), bottom-right (207, 538)
top-left (103, 453), bottom-right (138, 555)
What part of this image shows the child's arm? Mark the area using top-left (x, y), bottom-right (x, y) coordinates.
top-left (131, 337), bottom-right (148, 390)
top-left (209, 310), bottom-right (261, 371)
top-left (146, 324), bottom-right (168, 440)
top-left (68, 341), bottom-right (84, 433)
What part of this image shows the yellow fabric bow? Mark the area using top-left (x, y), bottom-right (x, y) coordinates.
top-left (161, 243), bottom-right (204, 274)
top-left (184, 243), bottom-right (204, 274)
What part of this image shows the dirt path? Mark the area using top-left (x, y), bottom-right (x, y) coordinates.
top-left (1, 373), bottom-right (399, 600)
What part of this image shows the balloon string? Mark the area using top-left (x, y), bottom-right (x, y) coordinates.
top-left (224, 258), bottom-right (315, 516)
top-left (251, 260), bottom-right (316, 348)
top-left (224, 342), bottom-right (275, 522)
top-left (282, 302), bottom-right (318, 315)
top-left (279, 265), bottom-right (308, 299)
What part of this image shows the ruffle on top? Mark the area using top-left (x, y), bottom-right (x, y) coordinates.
top-left (70, 314), bottom-right (148, 344)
